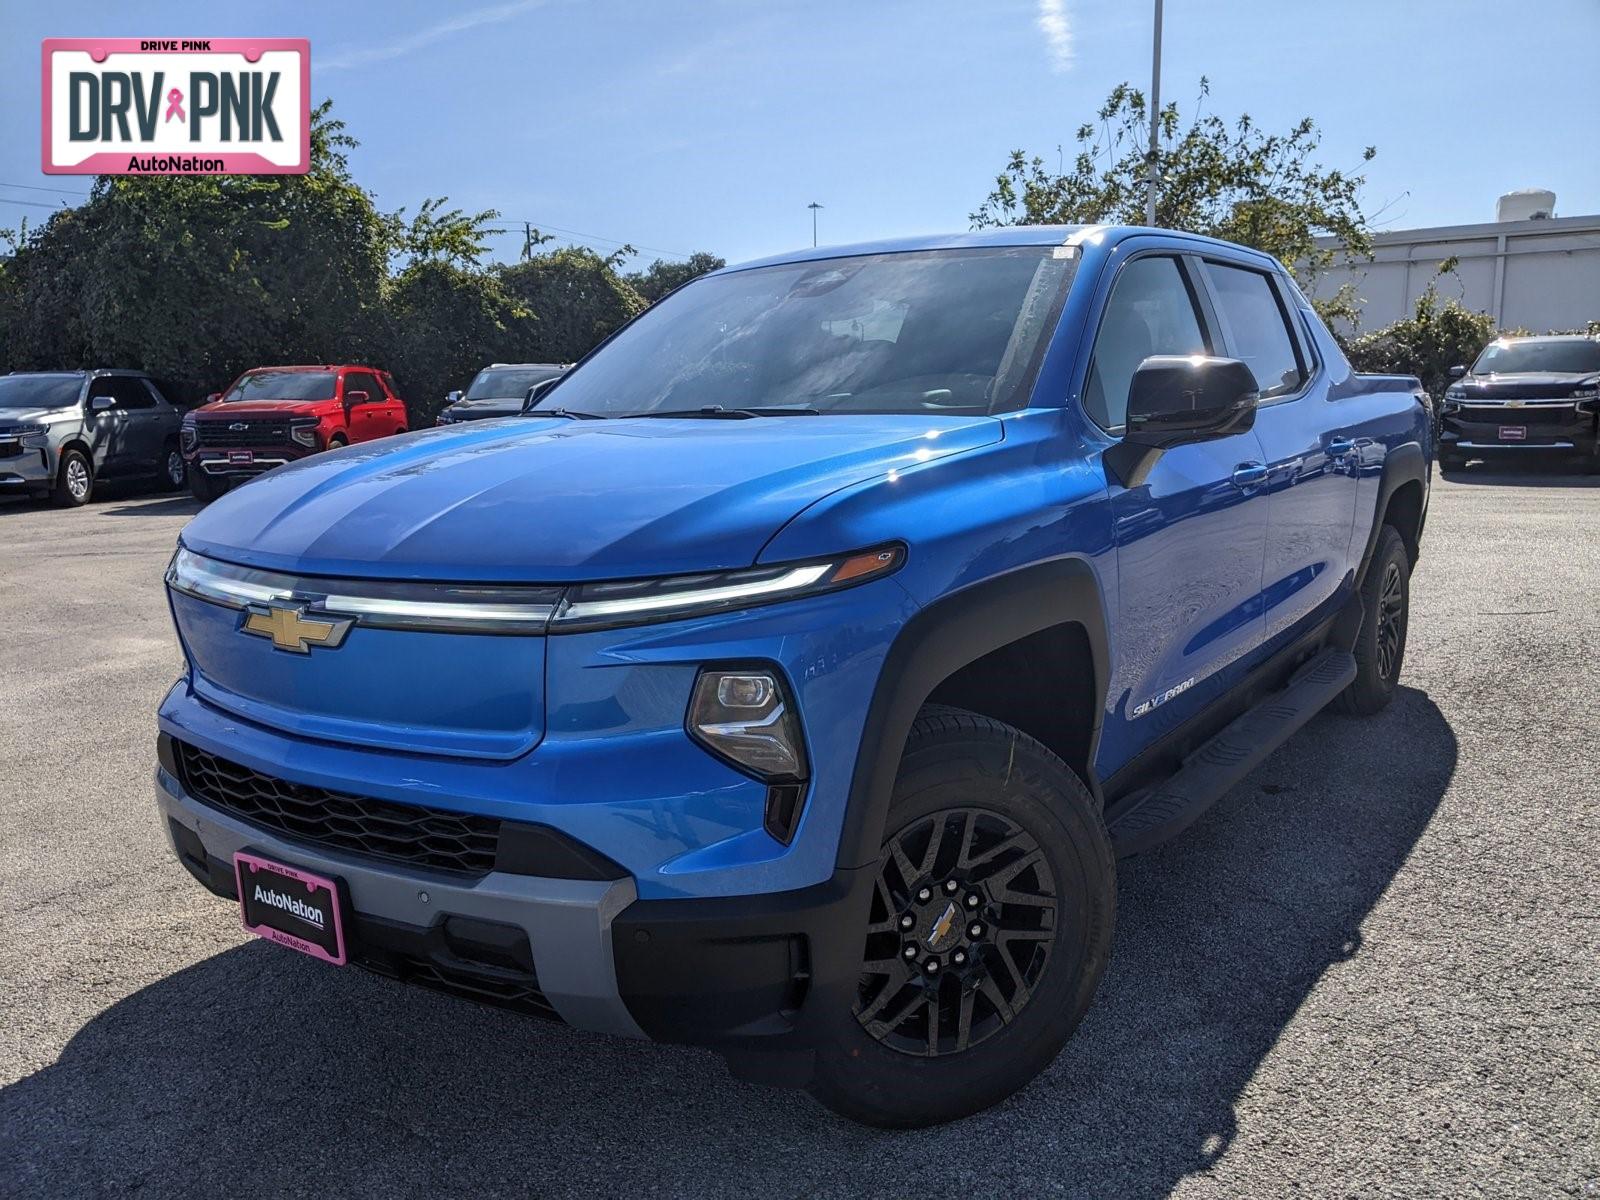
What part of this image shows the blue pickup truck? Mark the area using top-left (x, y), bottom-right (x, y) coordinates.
top-left (155, 225), bottom-right (1430, 1127)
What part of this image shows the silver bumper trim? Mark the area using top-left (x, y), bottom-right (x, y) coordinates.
top-left (1453, 440), bottom-right (1577, 450)
top-left (155, 768), bottom-right (646, 1039)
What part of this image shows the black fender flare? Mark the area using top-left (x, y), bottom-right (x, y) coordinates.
top-left (1357, 441), bottom-right (1428, 585)
top-left (835, 556), bottom-right (1111, 871)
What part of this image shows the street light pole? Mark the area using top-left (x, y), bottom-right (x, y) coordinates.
top-left (807, 201), bottom-right (823, 247)
top-left (1145, 0), bottom-right (1163, 226)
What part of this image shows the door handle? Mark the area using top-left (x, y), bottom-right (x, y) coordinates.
top-left (1327, 438), bottom-right (1355, 457)
top-left (1231, 462), bottom-right (1268, 489)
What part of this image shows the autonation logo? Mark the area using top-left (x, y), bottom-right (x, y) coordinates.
top-left (252, 884), bottom-right (326, 930)
top-left (42, 38), bottom-right (309, 175)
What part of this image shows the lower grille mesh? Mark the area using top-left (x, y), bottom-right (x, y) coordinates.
top-left (174, 740), bottom-right (501, 876)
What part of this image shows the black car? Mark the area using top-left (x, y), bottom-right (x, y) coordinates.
top-left (435, 363), bottom-right (570, 425)
top-left (1440, 335), bottom-right (1600, 473)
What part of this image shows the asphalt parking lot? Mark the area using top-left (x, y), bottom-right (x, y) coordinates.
top-left (1, 466), bottom-right (1596, 1198)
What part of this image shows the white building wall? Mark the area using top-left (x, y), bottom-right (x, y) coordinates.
top-left (1308, 213), bottom-right (1600, 334)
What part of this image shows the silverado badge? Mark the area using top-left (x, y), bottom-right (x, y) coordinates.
top-left (240, 603), bottom-right (353, 653)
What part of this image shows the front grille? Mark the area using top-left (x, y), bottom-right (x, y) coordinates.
top-left (194, 417), bottom-right (295, 448)
top-left (1457, 403), bottom-right (1578, 427)
top-left (0, 439), bottom-right (21, 459)
top-left (174, 741), bottom-right (501, 875)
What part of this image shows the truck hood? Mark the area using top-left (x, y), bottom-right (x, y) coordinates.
top-left (0, 406), bottom-right (77, 427)
top-left (181, 413), bottom-right (1001, 581)
top-left (191, 399), bottom-right (334, 416)
top-left (1460, 371), bottom-right (1599, 398)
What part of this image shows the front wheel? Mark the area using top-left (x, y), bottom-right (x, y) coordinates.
top-left (51, 447), bottom-right (93, 507)
top-left (188, 468), bottom-right (227, 504)
top-left (808, 707), bottom-right (1116, 1128)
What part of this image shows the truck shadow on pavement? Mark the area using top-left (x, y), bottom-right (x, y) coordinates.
top-left (0, 687), bottom-right (1455, 1199)
top-left (1443, 461), bottom-right (1599, 487)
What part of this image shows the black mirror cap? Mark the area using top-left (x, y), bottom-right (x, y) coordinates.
top-left (1448, 364), bottom-right (1467, 379)
top-left (1126, 355), bottom-right (1259, 445)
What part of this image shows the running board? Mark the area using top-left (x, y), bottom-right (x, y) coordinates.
top-left (1105, 648), bottom-right (1357, 857)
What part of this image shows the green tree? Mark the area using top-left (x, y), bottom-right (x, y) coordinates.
top-left (972, 79), bottom-right (1375, 313)
top-left (381, 259), bottom-right (533, 423)
top-left (497, 246), bottom-right (646, 362)
top-left (626, 251), bottom-right (726, 304)
top-left (1344, 281), bottom-right (1496, 400)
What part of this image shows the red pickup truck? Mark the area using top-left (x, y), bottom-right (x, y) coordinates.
top-left (182, 365), bottom-right (410, 502)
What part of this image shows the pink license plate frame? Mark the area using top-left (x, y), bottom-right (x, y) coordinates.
top-left (234, 850), bottom-right (347, 966)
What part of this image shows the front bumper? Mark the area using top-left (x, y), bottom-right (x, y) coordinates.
top-left (185, 447), bottom-right (308, 477)
top-left (156, 764), bottom-right (646, 1038)
top-left (0, 439), bottom-right (54, 488)
top-left (157, 760), bottom-right (875, 1070)
top-left (1441, 407), bottom-right (1599, 457)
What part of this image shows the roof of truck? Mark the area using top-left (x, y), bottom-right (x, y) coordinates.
top-left (721, 224), bottom-right (1281, 274)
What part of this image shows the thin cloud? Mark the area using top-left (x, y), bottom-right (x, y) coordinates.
top-left (1036, 0), bottom-right (1074, 72)
top-left (321, 0), bottom-right (546, 72)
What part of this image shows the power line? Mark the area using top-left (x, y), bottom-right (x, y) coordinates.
top-left (0, 196), bottom-right (72, 210)
top-left (0, 180), bottom-right (91, 198)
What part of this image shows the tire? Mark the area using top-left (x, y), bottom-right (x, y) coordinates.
top-left (808, 706), bottom-right (1116, 1128)
top-left (328, 434), bottom-right (348, 449)
top-left (159, 440), bottom-right (187, 491)
top-left (51, 447), bottom-right (94, 507)
top-left (1335, 525), bottom-right (1410, 716)
top-left (188, 468), bottom-right (226, 504)
top-left (1437, 453), bottom-right (1465, 476)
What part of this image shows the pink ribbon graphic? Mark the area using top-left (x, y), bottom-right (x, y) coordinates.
top-left (164, 88), bottom-right (185, 123)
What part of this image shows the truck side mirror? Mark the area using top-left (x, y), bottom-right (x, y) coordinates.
top-left (445, 390), bottom-right (463, 406)
top-left (522, 379), bottom-right (555, 410)
top-left (205, 392), bottom-right (221, 404)
top-left (1448, 365), bottom-right (1467, 379)
top-left (90, 394), bottom-right (115, 414)
top-left (1106, 355), bottom-right (1260, 488)
top-left (344, 389), bottom-right (370, 407)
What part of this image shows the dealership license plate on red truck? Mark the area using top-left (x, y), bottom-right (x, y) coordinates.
top-left (234, 851), bottom-right (347, 965)
top-left (228, 449), bottom-right (254, 464)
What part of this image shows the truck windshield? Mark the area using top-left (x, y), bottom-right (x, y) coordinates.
top-left (0, 374), bottom-right (83, 409)
top-left (536, 247), bottom-right (1077, 417)
top-left (221, 371), bottom-right (339, 402)
top-left (1472, 340), bottom-right (1600, 375)
top-left (466, 367), bottom-right (562, 401)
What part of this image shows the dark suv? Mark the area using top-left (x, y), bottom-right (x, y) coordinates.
top-left (0, 370), bottom-right (187, 506)
top-left (1440, 335), bottom-right (1600, 472)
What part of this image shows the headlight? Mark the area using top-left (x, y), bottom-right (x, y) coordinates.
top-left (688, 667), bottom-right (810, 841)
top-left (688, 669), bottom-right (807, 781)
top-left (1572, 385), bottom-right (1598, 400)
top-left (550, 544), bottom-right (905, 632)
top-left (180, 424), bottom-right (198, 451)
top-left (290, 418), bottom-right (320, 448)
top-left (4, 423), bottom-right (48, 437)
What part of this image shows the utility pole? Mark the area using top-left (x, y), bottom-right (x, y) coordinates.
top-left (1145, 0), bottom-right (1163, 226)
top-left (807, 201), bottom-right (823, 247)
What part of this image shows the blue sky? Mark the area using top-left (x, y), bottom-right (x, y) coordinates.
top-left (4, 0), bottom-right (1597, 266)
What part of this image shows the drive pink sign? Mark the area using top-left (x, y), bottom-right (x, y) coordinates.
top-left (42, 38), bottom-right (309, 175)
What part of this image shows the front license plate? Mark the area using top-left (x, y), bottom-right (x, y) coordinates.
top-left (228, 449), bottom-right (254, 465)
top-left (1498, 425), bottom-right (1527, 441)
top-left (234, 851), bottom-right (347, 965)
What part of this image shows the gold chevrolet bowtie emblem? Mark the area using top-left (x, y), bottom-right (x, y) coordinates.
top-left (240, 603), bottom-right (353, 653)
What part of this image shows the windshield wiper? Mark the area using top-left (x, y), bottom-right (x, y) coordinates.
top-left (633, 406), bottom-right (821, 419)
top-left (527, 407), bottom-right (606, 420)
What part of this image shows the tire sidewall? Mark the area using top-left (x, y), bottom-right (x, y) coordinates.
top-left (809, 716), bottom-right (1115, 1126)
top-left (54, 448), bottom-right (92, 506)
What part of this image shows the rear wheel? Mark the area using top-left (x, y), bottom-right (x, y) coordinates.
top-left (328, 433), bottom-right (348, 449)
top-left (51, 447), bottom-right (93, 507)
top-left (1336, 525), bottom-right (1410, 716)
top-left (808, 707), bottom-right (1115, 1128)
top-left (159, 441), bottom-right (187, 491)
